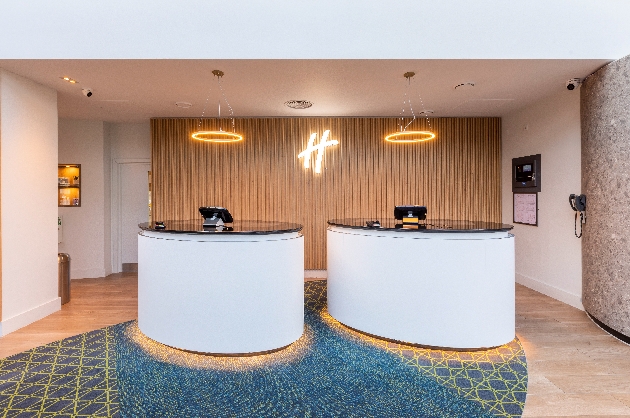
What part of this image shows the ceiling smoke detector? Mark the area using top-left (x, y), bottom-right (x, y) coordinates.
top-left (175, 102), bottom-right (192, 108)
top-left (454, 82), bottom-right (475, 90)
top-left (285, 100), bottom-right (313, 109)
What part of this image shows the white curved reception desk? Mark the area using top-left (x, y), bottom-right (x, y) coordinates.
top-left (327, 219), bottom-right (515, 350)
top-left (138, 220), bottom-right (304, 355)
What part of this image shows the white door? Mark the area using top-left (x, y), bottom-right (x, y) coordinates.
top-left (120, 162), bottom-right (151, 265)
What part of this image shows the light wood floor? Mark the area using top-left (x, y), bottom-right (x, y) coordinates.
top-left (516, 285), bottom-right (630, 417)
top-left (0, 273), bottom-right (138, 359)
top-left (1, 275), bottom-right (629, 417)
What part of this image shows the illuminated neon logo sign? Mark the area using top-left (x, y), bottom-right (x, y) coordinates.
top-left (297, 130), bottom-right (339, 174)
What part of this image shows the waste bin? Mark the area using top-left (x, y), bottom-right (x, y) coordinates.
top-left (58, 253), bottom-right (71, 304)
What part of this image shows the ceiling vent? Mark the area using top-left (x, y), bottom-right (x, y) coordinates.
top-left (175, 102), bottom-right (192, 108)
top-left (285, 100), bottom-right (313, 109)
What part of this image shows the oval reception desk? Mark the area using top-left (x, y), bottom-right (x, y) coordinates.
top-left (138, 220), bottom-right (304, 355)
top-left (327, 219), bottom-right (515, 350)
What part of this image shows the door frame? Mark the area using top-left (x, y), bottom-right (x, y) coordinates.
top-left (111, 158), bottom-right (151, 273)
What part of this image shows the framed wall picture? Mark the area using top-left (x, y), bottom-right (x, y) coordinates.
top-left (513, 193), bottom-right (537, 226)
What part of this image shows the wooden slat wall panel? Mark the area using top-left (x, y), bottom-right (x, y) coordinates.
top-left (151, 117), bottom-right (502, 269)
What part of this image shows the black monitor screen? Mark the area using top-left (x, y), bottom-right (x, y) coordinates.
top-left (394, 205), bottom-right (427, 221)
top-left (515, 164), bottom-right (534, 182)
top-left (199, 206), bottom-right (234, 223)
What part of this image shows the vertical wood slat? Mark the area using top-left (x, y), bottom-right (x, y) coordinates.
top-left (152, 117), bottom-right (502, 269)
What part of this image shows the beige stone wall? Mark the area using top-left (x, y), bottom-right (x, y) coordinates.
top-left (581, 54), bottom-right (630, 337)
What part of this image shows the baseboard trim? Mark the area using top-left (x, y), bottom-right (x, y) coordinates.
top-left (122, 263), bottom-right (138, 273)
top-left (71, 267), bottom-right (107, 280)
top-left (0, 297), bottom-right (61, 336)
top-left (516, 273), bottom-right (584, 311)
top-left (305, 269), bottom-right (327, 279)
top-left (586, 310), bottom-right (630, 346)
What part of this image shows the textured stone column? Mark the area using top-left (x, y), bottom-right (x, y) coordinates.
top-left (581, 54), bottom-right (630, 340)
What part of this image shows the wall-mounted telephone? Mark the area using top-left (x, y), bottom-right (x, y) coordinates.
top-left (569, 194), bottom-right (586, 238)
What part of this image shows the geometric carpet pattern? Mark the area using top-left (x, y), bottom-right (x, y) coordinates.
top-left (0, 327), bottom-right (119, 417)
top-left (114, 302), bottom-right (496, 417)
top-left (0, 280), bottom-right (526, 417)
top-left (307, 281), bottom-right (528, 418)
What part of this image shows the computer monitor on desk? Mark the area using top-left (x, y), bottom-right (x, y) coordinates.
top-left (394, 205), bottom-right (427, 226)
top-left (199, 206), bottom-right (233, 227)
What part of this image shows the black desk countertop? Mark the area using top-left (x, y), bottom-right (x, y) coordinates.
top-left (327, 218), bottom-right (513, 233)
top-left (139, 220), bottom-right (303, 235)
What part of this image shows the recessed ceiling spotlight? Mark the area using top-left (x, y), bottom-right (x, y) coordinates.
top-left (285, 100), bottom-right (313, 109)
top-left (454, 82), bottom-right (475, 90)
top-left (60, 76), bottom-right (78, 84)
top-left (175, 101), bottom-right (193, 108)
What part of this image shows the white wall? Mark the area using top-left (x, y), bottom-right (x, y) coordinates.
top-left (109, 122), bottom-right (150, 160)
top-left (107, 122), bottom-right (150, 272)
top-left (502, 89), bottom-right (583, 309)
top-left (58, 119), bottom-right (110, 279)
top-left (0, 1), bottom-right (629, 59)
top-left (0, 69), bottom-right (59, 335)
top-left (57, 121), bottom-right (150, 276)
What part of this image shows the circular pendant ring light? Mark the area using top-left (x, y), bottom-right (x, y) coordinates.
top-left (385, 71), bottom-right (436, 143)
top-left (385, 131), bottom-right (436, 143)
top-left (192, 131), bottom-right (243, 143)
top-left (191, 70), bottom-right (243, 143)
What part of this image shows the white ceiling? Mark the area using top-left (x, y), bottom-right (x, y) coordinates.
top-left (3, 2), bottom-right (629, 60)
top-left (0, 59), bottom-right (609, 122)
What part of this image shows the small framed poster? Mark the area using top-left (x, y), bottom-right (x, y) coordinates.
top-left (513, 193), bottom-right (538, 226)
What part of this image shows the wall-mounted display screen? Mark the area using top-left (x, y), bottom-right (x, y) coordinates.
top-left (515, 164), bottom-right (534, 182)
top-left (512, 154), bottom-right (541, 193)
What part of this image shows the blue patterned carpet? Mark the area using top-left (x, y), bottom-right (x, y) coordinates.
top-left (0, 281), bottom-right (527, 417)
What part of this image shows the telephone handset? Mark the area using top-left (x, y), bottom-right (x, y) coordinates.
top-left (569, 194), bottom-right (586, 238)
top-left (569, 194), bottom-right (586, 212)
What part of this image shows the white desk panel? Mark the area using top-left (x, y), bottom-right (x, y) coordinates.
top-left (327, 227), bottom-right (514, 349)
top-left (138, 230), bottom-right (304, 354)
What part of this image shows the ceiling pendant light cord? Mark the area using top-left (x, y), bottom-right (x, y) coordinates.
top-left (400, 74), bottom-right (426, 133)
top-left (403, 76), bottom-right (417, 132)
top-left (198, 81), bottom-right (213, 130)
top-left (191, 69), bottom-right (243, 143)
top-left (406, 73), bottom-right (432, 131)
top-left (416, 84), bottom-right (432, 131)
top-left (385, 71), bottom-right (435, 143)
top-left (217, 76), bottom-right (236, 132)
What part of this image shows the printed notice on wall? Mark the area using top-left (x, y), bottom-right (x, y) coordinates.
top-left (513, 193), bottom-right (537, 226)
